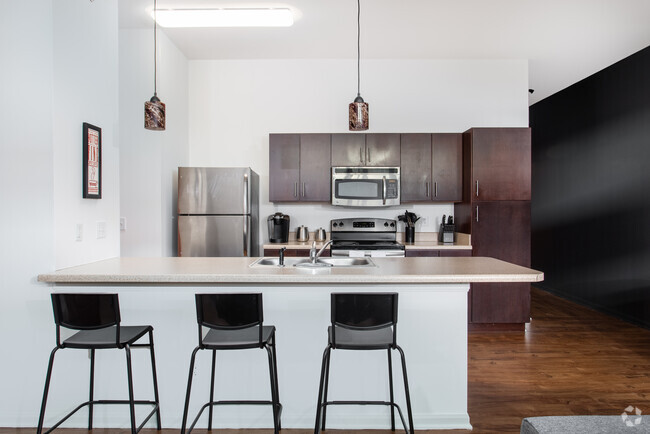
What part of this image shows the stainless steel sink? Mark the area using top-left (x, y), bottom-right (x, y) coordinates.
top-left (250, 257), bottom-right (375, 268)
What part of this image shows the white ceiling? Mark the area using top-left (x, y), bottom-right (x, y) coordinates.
top-left (119, 0), bottom-right (650, 105)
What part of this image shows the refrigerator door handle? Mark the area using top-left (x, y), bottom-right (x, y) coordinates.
top-left (243, 215), bottom-right (249, 256)
top-left (243, 172), bottom-right (249, 216)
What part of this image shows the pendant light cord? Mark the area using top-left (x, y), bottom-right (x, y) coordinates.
top-left (356, 0), bottom-right (361, 97)
top-left (153, 0), bottom-right (158, 97)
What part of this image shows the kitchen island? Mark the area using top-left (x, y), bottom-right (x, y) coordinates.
top-left (38, 256), bottom-right (542, 431)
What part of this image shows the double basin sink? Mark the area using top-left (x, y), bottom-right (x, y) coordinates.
top-left (250, 257), bottom-right (375, 268)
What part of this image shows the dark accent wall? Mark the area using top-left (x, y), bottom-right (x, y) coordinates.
top-left (530, 45), bottom-right (650, 328)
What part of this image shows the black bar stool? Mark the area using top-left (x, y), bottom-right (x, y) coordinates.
top-left (314, 292), bottom-right (414, 434)
top-left (37, 293), bottom-right (161, 434)
top-left (181, 293), bottom-right (281, 434)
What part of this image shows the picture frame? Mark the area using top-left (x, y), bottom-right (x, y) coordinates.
top-left (82, 122), bottom-right (102, 199)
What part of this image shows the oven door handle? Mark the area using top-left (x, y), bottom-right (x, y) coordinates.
top-left (382, 176), bottom-right (387, 205)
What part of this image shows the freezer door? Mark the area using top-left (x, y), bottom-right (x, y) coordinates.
top-left (178, 167), bottom-right (253, 215)
top-left (178, 215), bottom-right (255, 257)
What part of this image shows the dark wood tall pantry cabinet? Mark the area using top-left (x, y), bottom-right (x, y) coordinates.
top-left (454, 128), bottom-right (532, 327)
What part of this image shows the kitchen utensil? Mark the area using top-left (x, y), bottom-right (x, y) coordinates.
top-left (315, 228), bottom-right (327, 242)
top-left (296, 225), bottom-right (309, 242)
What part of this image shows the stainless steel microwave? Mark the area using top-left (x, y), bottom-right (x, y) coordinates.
top-left (331, 167), bottom-right (400, 207)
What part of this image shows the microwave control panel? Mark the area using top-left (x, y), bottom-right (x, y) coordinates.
top-left (386, 179), bottom-right (398, 198)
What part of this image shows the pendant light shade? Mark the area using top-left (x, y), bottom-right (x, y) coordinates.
top-left (145, 0), bottom-right (165, 131)
top-left (349, 0), bottom-right (368, 131)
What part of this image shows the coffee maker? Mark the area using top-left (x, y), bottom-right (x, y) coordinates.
top-left (267, 213), bottom-right (290, 243)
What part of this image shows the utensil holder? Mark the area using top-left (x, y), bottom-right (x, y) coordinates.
top-left (405, 227), bottom-right (415, 243)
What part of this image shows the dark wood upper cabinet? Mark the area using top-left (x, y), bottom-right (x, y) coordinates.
top-left (432, 133), bottom-right (462, 202)
top-left (365, 134), bottom-right (400, 166)
top-left (401, 133), bottom-right (461, 203)
top-left (331, 133), bottom-right (400, 167)
top-left (331, 134), bottom-right (365, 166)
top-left (467, 128), bottom-right (531, 201)
top-left (400, 134), bottom-right (432, 202)
top-left (269, 134), bottom-right (300, 202)
top-left (299, 134), bottom-right (331, 201)
top-left (269, 134), bottom-right (331, 202)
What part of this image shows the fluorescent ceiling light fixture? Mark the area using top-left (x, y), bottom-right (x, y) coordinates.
top-left (153, 8), bottom-right (294, 28)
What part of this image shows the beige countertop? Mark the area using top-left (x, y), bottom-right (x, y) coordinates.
top-left (263, 232), bottom-right (471, 251)
top-left (38, 256), bottom-right (542, 285)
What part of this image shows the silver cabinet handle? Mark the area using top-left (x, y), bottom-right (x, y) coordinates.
top-left (435, 182), bottom-right (438, 198)
top-left (294, 182), bottom-right (298, 198)
top-left (425, 182), bottom-right (429, 197)
top-left (243, 173), bottom-right (249, 216)
top-left (302, 182), bottom-right (305, 197)
top-left (382, 176), bottom-right (387, 205)
top-left (476, 205), bottom-right (479, 222)
top-left (359, 147), bottom-right (364, 164)
top-left (475, 180), bottom-right (479, 197)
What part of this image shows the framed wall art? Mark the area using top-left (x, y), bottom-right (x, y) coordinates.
top-left (82, 122), bottom-right (102, 199)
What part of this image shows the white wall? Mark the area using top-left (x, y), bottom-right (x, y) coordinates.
top-left (189, 59), bottom-right (529, 240)
top-left (53, 0), bottom-right (120, 268)
top-left (0, 0), bottom-right (121, 427)
top-left (119, 29), bottom-right (189, 257)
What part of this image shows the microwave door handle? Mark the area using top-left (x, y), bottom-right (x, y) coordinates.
top-left (382, 176), bottom-right (387, 205)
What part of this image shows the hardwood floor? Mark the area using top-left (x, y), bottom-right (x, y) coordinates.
top-left (6, 287), bottom-right (650, 434)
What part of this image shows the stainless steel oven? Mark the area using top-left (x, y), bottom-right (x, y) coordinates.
top-left (331, 167), bottom-right (400, 207)
top-left (330, 218), bottom-right (405, 257)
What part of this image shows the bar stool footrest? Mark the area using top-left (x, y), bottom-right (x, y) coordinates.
top-left (187, 400), bottom-right (283, 434)
top-left (320, 400), bottom-right (410, 434)
top-left (42, 399), bottom-right (160, 434)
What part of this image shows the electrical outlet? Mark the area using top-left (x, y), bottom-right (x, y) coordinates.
top-left (120, 217), bottom-right (127, 231)
top-left (75, 224), bottom-right (83, 242)
top-left (421, 217), bottom-right (428, 226)
top-left (96, 221), bottom-right (106, 239)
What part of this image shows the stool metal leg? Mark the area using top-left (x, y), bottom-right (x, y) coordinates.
top-left (271, 334), bottom-right (281, 429)
top-left (266, 345), bottom-right (280, 434)
top-left (88, 349), bottom-right (95, 430)
top-left (37, 347), bottom-right (59, 434)
top-left (125, 344), bottom-right (137, 434)
top-left (314, 346), bottom-right (331, 434)
top-left (208, 349), bottom-right (216, 430)
top-left (181, 346), bottom-right (200, 434)
top-left (320, 345), bottom-right (332, 431)
top-left (397, 345), bottom-right (414, 434)
top-left (388, 348), bottom-right (395, 431)
top-left (148, 330), bottom-right (162, 429)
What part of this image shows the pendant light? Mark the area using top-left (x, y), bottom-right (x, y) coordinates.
top-left (145, 0), bottom-right (166, 131)
top-left (349, 0), bottom-right (368, 131)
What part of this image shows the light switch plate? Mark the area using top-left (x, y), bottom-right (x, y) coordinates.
top-left (120, 217), bottom-right (127, 231)
top-left (96, 221), bottom-right (106, 239)
top-left (75, 223), bottom-right (83, 242)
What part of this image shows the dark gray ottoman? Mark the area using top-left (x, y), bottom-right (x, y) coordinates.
top-left (521, 415), bottom-right (650, 433)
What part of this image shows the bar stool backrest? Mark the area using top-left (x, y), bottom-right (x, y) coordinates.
top-left (331, 292), bottom-right (398, 347)
top-left (51, 293), bottom-right (121, 347)
top-left (195, 293), bottom-right (264, 346)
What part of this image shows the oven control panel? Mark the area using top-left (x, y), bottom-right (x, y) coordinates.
top-left (331, 218), bottom-right (396, 232)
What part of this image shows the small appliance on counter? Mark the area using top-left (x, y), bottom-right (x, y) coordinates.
top-left (438, 215), bottom-right (455, 244)
top-left (267, 212), bottom-right (290, 243)
top-left (296, 225), bottom-right (309, 242)
top-left (315, 228), bottom-right (327, 242)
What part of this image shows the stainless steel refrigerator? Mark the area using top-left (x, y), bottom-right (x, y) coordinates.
top-left (178, 167), bottom-right (259, 257)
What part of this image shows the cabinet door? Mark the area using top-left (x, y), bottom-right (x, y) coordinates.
top-left (432, 133), bottom-right (462, 202)
top-left (400, 134), bottom-right (432, 202)
top-left (470, 201), bottom-right (531, 323)
top-left (269, 134), bottom-right (300, 202)
top-left (470, 128), bottom-right (531, 201)
top-left (300, 134), bottom-right (331, 201)
top-left (366, 134), bottom-right (401, 167)
top-left (331, 134), bottom-right (365, 166)
top-left (439, 250), bottom-right (472, 257)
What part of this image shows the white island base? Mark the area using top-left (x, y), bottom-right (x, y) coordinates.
top-left (38, 256), bottom-right (543, 430)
